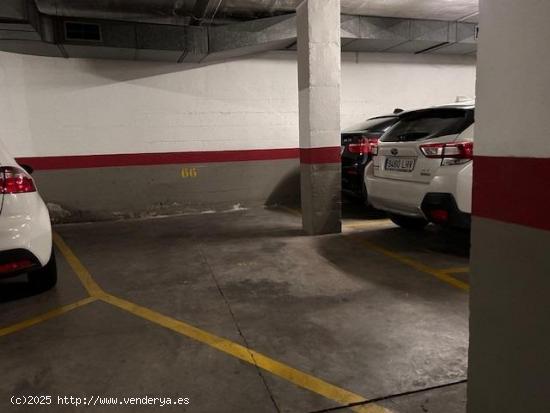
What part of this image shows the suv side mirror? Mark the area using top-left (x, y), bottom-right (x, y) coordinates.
top-left (19, 164), bottom-right (34, 175)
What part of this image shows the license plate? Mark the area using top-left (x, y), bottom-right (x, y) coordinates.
top-left (385, 157), bottom-right (416, 172)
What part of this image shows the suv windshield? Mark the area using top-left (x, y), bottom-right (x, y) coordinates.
top-left (343, 117), bottom-right (397, 134)
top-left (381, 108), bottom-right (474, 142)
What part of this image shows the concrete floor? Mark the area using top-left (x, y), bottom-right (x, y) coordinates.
top-left (0, 202), bottom-right (470, 412)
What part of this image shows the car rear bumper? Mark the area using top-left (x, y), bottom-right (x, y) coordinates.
top-left (366, 173), bottom-right (427, 218)
top-left (365, 160), bottom-right (472, 223)
top-left (421, 193), bottom-right (471, 229)
top-left (342, 166), bottom-right (364, 194)
top-left (0, 248), bottom-right (42, 278)
top-left (342, 156), bottom-right (369, 195)
top-left (0, 192), bottom-right (52, 268)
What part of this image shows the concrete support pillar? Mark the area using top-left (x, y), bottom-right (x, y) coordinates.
top-left (468, 0), bottom-right (550, 412)
top-left (297, 0), bottom-right (342, 235)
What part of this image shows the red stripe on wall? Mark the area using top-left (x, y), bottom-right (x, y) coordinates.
top-left (473, 155), bottom-right (550, 231)
top-left (15, 148), bottom-right (300, 170)
top-left (300, 147), bottom-right (341, 164)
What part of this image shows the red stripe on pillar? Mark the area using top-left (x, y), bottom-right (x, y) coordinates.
top-left (300, 147), bottom-right (341, 164)
top-left (473, 155), bottom-right (550, 231)
top-left (15, 148), bottom-right (300, 170)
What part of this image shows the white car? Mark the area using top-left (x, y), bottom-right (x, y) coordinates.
top-left (365, 102), bottom-right (474, 230)
top-left (0, 141), bottom-right (57, 290)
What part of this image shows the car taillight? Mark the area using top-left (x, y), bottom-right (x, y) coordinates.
top-left (348, 136), bottom-right (379, 155)
top-left (0, 166), bottom-right (36, 194)
top-left (419, 141), bottom-right (473, 165)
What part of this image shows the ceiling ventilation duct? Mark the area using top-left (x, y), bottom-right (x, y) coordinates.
top-left (425, 22), bottom-right (477, 55)
top-left (64, 21), bottom-right (102, 42)
top-left (0, 0), bottom-right (476, 62)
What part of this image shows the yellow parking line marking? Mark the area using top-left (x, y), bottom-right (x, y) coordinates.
top-left (441, 267), bottom-right (470, 274)
top-left (0, 296), bottom-right (97, 337)
top-left (278, 208), bottom-right (393, 231)
top-left (275, 209), bottom-right (468, 292)
top-left (356, 238), bottom-right (470, 292)
top-left (53, 232), bottom-right (106, 297)
top-left (344, 220), bottom-right (393, 230)
top-left (101, 293), bottom-right (386, 413)
top-left (53, 232), bottom-right (390, 413)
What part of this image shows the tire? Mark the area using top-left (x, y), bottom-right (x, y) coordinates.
top-left (28, 250), bottom-right (57, 291)
top-left (390, 214), bottom-right (429, 230)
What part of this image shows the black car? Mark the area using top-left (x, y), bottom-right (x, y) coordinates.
top-left (341, 113), bottom-right (401, 203)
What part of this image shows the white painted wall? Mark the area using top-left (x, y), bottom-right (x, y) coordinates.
top-left (0, 50), bottom-right (476, 157)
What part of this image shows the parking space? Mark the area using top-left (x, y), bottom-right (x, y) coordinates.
top-left (3, 0), bottom-right (550, 409)
top-left (0, 204), bottom-right (469, 412)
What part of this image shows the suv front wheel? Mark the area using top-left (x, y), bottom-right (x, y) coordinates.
top-left (390, 214), bottom-right (429, 230)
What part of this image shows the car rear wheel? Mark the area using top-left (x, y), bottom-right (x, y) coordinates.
top-left (390, 214), bottom-right (429, 230)
top-left (28, 250), bottom-right (57, 291)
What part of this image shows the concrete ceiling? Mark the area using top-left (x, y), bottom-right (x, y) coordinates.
top-left (222, 0), bottom-right (479, 22)
top-left (33, 0), bottom-right (479, 23)
top-left (340, 0), bottom-right (479, 22)
top-left (33, 1), bottom-right (197, 24)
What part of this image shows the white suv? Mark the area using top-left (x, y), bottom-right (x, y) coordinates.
top-left (0, 141), bottom-right (57, 290)
top-left (365, 102), bottom-right (474, 230)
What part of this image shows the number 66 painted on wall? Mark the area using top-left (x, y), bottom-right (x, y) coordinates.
top-left (181, 167), bottom-right (198, 178)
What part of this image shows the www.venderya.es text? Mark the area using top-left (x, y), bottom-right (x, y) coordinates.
top-left (11, 395), bottom-right (191, 407)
